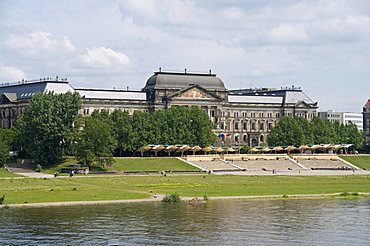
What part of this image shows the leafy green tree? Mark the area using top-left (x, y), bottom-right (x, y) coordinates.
top-left (17, 92), bottom-right (82, 165)
top-left (268, 116), bottom-right (364, 150)
top-left (76, 117), bottom-right (117, 168)
top-left (345, 122), bottom-right (363, 148)
top-left (110, 109), bottom-right (134, 155)
top-left (0, 140), bottom-right (9, 167)
top-left (188, 106), bottom-right (216, 146)
top-left (268, 116), bottom-right (312, 146)
top-left (311, 117), bottom-right (337, 144)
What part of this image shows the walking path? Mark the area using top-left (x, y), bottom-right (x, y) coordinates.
top-left (214, 169), bottom-right (370, 176)
top-left (2, 192), bottom-right (369, 208)
top-left (6, 166), bottom-right (54, 178)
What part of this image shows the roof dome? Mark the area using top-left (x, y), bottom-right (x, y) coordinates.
top-left (143, 71), bottom-right (226, 91)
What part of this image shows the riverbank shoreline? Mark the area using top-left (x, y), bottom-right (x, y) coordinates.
top-left (1, 192), bottom-right (369, 208)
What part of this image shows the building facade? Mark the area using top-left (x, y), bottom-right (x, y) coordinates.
top-left (319, 110), bottom-right (363, 131)
top-left (363, 99), bottom-right (370, 144)
top-left (0, 70), bottom-right (318, 146)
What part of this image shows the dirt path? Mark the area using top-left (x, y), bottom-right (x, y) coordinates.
top-left (2, 192), bottom-right (369, 208)
top-left (6, 165), bottom-right (54, 178)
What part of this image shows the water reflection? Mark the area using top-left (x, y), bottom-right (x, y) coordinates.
top-left (1, 198), bottom-right (369, 245)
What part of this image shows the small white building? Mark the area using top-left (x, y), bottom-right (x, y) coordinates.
top-left (319, 110), bottom-right (363, 131)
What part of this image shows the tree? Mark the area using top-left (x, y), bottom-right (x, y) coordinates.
top-left (110, 110), bottom-right (133, 155)
top-left (268, 116), bottom-right (364, 150)
top-left (268, 116), bottom-right (312, 146)
top-left (0, 140), bottom-right (9, 167)
top-left (345, 122), bottom-right (363, 148)
top-left (17, 92), bottom-right (82, 165)
top-left (188, 106), bottom-right (216, 146)
top-left (76, 117), bottom-right (117, 168)
top-left (311, 117), bottom-right (337, 144)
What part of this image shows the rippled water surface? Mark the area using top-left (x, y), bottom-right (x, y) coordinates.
top-left (1, 198), bottom-right (369, 245)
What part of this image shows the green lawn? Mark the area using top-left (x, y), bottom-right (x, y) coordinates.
top-left (340, 155), bottom-right (370, 170)
top-left (0, 167), bottom-right (20, 178)
top-left (111, 157), bottom-right (199, 172)
top-left (0, 175), bottom-right (369, 204)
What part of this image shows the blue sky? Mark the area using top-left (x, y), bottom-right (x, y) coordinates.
top-left (1, 0), bottom-right (369, 112)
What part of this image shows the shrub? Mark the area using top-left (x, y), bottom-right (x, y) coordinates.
top-left (162, 193), bottom-right (181, 202)
top-left (203, 194), bottom-right (208, 201)
top-left (35, 164), bottom-right (42, 172)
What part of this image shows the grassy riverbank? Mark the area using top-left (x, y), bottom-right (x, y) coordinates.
top-left (340, 155), bottom-right (370, 170)
top-left (0, 168), bottom-right (20, 178)
top-left (112, 157), bottom-right (199, 172)
top-left (0, 175), bottom-right (369, 204)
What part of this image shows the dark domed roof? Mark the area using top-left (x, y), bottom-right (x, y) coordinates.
top-left (143, 71), bottom-right (226, 91)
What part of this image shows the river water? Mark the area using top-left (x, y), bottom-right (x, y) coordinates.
top-left (1, 198), bottom-right (369, 245)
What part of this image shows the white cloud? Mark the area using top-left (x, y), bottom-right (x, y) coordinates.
top-left (222, 6), bottom-right (243, 20)
top-left (77, 47), bottom-right (130, 68)
top-left (0, 66), bottom-right (26, 82)
top-left (264, 24), bottom-right (308, 44)
top-left (1, 0), bottom-right (370, 111)
top-left (4, 31), bottom-right (75, 57)
top-left (118, 0), bottom-right (199, 26)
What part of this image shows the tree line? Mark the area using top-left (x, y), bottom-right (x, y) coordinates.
top-left (1, 92), bottom-right (366, 168)
top-left (267, 116), bottom-right (363, 148)
top-left (12, 92), bottom-right (215, 167)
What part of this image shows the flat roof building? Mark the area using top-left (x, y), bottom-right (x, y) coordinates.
top-left (319, 110), bottom-right (363, 131)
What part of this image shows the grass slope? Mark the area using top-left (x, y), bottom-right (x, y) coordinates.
top-left (112, 157), bottom-right (199, 172)
top-left (340, 155), bottom-right (370, 170)
top-left (0, 175), bottom-right (369, 204)
top-left (0, 167), bottom-right (20, 178)
top-left (42, 157), bottom-right (79, 174)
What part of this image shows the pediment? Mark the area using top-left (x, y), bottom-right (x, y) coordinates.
top-left (0, 93), bottom-right (16, 104)
top-left (169, 85), bottom-right (220, 100)
top-left (294, 101), bottom-right (310, 108)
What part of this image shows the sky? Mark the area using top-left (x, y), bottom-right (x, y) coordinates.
top-left (0, 0), bottom-right (369, 112)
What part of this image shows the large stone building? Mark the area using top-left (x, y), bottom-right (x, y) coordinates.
top-left (0, 70), bottom-right (318, 146)
top-left (363, 99), bottom-right (370, 143)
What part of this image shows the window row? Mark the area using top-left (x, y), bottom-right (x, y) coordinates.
top-left (220, 121), bottom-right (274, 131)
top-left (216, 111), bottom-right (281, 119)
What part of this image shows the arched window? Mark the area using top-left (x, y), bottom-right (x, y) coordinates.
top-left (251, 139), bottom-right (258, 147)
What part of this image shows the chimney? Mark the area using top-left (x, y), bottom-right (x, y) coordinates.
top-left (159, 67), bottom-right (162, 72)
top-left (184, 68), bottom-right (187, 74)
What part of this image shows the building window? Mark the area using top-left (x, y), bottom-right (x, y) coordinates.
top-left (251, 112), bottom-right (256, 118)
top-left (276, 112), bottom-right (280, 118)
top-left (268, 122), bottom-right (273, 130)
top-left (243, 122), bottom-right (247, 130)
top-left (210, 109), bottom-right (215, 117)
top-left (220, 122), bottom-right (225, 130)
top-left (259, 122), bottom-right (264, 131)
top-left (234, 122), bottom-right (239, 130)
top-left (234, 112), bottom-right (239, 118)
top-left (83, 109), bottom-right (90, 115)
top-left (221, 111), bottom-right (226, 117)
top-left (259, 112), bottom-right (264, 118)
top-left (242, 111), bottom-right (247, 118)
top-left (251, 122), bottom-right (256, 130)
top-left (267, 112), bottom-right (272, 118)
